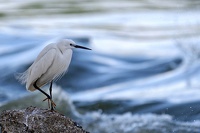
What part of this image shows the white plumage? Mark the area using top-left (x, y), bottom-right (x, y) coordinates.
top-left (17, 39), bottom-right (91, 110)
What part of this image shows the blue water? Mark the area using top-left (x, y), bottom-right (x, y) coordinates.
top-left (1, 0), bottom-right (200, 133)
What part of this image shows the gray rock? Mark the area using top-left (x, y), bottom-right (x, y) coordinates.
top-left (0, 106), bottom-right (88, 133)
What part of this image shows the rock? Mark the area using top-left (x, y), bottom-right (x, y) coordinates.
top-left (0, 106), bottom-right (89, 133)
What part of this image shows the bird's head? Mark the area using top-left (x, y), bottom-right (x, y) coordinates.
top-left (59, 39), bottom-right (91, 51)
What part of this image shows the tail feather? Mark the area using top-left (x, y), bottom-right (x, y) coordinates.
top-left (15, 70), bottom-right (28, 85)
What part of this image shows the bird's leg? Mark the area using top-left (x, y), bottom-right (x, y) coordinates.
top-left (50, 81), bottom-right (53, 98)
top-left (42, 81), bottom-right (56, 110)
top-left (49, 81), bottom-right (55, 110)
top-left (33, 80), bottom-right (56, 110)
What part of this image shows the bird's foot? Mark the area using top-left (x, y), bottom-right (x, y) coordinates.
top-left (43, 97), bottom-right (56, 110)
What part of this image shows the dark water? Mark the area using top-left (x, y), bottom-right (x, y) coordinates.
top-left (1, 0), bottom-right (200, 133)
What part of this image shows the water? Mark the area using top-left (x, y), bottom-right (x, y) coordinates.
top-left (1, 0), bottom-right (200, 132)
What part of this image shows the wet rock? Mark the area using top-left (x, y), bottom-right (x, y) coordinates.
top-left (0, 106), bottom-right (88, 133)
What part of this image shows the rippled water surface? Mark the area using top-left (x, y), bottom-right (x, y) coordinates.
top-left (1, 0), bottom-right (200, 133)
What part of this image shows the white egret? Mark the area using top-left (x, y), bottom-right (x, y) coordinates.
top-left (17, 39), bottom-right (91, 110)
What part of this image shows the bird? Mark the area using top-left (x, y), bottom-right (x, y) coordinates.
top-left (17, 39), bottom-right (91, 110)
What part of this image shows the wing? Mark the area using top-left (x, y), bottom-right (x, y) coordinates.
top-left (34, 43), bottom-right (56, 63)
top-left (26, 48), bottom-right (57, 91)
top-left (16, 43), bottom-right (55, 85)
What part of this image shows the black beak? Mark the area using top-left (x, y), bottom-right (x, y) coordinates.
top-left (74, 45), bottom-right (92, 50)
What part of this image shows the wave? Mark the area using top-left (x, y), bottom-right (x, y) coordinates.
top-left (82, 111), bottom-right (200, 133)
top-left (1, 85), bottom-right (200, 133)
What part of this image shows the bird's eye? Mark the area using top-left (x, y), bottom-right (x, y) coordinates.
top-left (70, 44), bottom-right (72, 46)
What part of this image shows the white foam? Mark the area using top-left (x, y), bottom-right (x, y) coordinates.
top-left (82, 112), bottom-right (200, 133)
